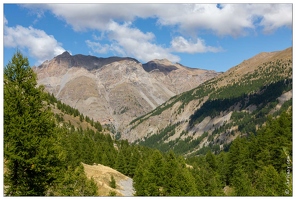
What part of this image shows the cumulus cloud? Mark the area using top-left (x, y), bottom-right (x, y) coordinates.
top-left (86, 21), bottom-right (221, 62)
top-left (24, 3), bottom-right (292, 35)
top-left (4, 23), bottom-right (65, 65)
top-left (22, 4), bottom-right (155, 32)
top-left (170, 36), bottom-right (222, 53)
top-left (19, 3), bottom-right (292, 63)
top-left (254, 4), bottom-right (292, 33)
top-left (86, 21), bottom-right (180, 62)
top-left (155, 4), bottom-right (292, 37)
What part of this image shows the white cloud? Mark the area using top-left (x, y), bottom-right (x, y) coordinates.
top-left (86, 21), bottom-right (222, 62)
top-left (22, 4), bottom-right (154, 32)
top-left (86, 21), bottom-right (180, 62)
top-left (18, 3), bottom-right (292, 63)
top-left (170, 36), bottom-right (222, 53)
top-left (4, 16), bottom-right (8, 25)
top-left (4, 24), bottom-right (65, 65)
top-left (24, 4), bottom-right (292, 35)
top-left (155, 4), bottom-right (292, 36)
top-left (255, 4), bottom-right (292, 33)
top-left (86, 40), bottom-right (112, 54)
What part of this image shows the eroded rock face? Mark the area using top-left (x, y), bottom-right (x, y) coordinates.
top-left (33, 52), bottom-right (220, 135)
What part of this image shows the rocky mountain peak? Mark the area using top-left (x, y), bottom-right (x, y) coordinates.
top-left (152, 58), bottom-right (172, 64)
top-left (57, 51), bottom-right (71, 58)
top-left (40, 52), bottom-right (141, 71)
top-left (142, 60), bottom-right (178, 74)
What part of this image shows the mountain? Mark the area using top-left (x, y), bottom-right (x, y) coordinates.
top-left (33, 53), bottom-right (219, 134)
top-left (124, 47), bottom-right (292, 155)
top-left (5, 49), bottom-right (292, 196)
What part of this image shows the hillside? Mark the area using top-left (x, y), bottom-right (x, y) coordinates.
top-left (33, 53), bottom-right (219, 135)
top-left (82, 163), bottom-right (134, 196)
top-left (47, 96), bottom-right (134, 196)
top-left (4, 50), bottom-right (292, 196)
top-left (124, 47), bottom-right (292, 155)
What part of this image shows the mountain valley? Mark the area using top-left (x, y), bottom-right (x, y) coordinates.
top-left (5, 47), bottom-right (292, 196)
top-left (33, 47), bottom-right (292, 154)
top-left (124, 47), bottom-right (292, 155)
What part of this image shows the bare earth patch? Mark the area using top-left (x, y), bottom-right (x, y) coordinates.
top-left (82, 162), bottom-right (134, 196)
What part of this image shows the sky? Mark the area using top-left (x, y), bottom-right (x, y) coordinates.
top-left (2, 2), bottom-right (293, 72)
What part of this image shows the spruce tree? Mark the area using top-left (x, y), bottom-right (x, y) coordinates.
top-left (4, 51), bottom-right (62, 196)
top-left (109, 175), bottom-right (116, 189)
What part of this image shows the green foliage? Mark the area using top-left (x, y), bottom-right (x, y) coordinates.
top-left (4, 51), bottom-right (62, 196)
top-left (108, 191), bottom-right (117, 196)
top-left (60, 127), bottom-right (117, 168)
top-left (138, 125), bottom-right (210, 155)
top-left (4, 51), bottom-right (292, 196)
top-left (50, 93), bottom-right (103, 131)
top-left (133, 150), bottom-right (198, 196)
top-left (187, 155), bottom-right (224, 196)
top-left (186, 110), bottom-right (292, 196)
top-left (4, 51), bottom-right (98, 196)
top-left (189, 79), bottom-right (291, 128)
top-left (131, 59), bottom-right (291, 131)
top-left (109, 175), bottom-right (116, 189)
top-left (141, 78), bottom-right (292, 156)
top-left (230, 167), bottom-right (255, 196)
top-left (205, 151), bottom-right (217, 170)
top-left (227, 111), bottom-right (292, 196)
top-left (252, 165), bottom-right (287, 196)
top-left (138, 123), bottom-right (178, 150)
top-left (94, 121), bottom-right (102, 132)
top-left (48, 164), bottom-right (98, 196)
top-left (134, 58), bottom-right (292, 158)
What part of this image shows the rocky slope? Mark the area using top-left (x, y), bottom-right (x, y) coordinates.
top-left (124, 47), bottom-right (292, 155)
top-left (33, 52), bottom-right (219, 134)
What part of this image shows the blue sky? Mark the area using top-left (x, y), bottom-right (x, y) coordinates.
top-left (3, 3), bottom-right (293, 72)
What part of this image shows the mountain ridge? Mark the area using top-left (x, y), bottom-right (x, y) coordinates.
top-left (51, 51), bottom-right (141, 71)
top-left (123, 47), bottom-right (292, 155)
top-left (34, 53), bottom-right (219, 134)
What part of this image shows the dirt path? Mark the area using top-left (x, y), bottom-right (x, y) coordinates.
top-left (118, 177), bottom-right (135, 196)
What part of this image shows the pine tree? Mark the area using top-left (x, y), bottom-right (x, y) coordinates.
top-left (49, 164), bottom-right (98, 196)
top-left (253, 165), bottom-right (287, 196)
top-left (230, 167), bottom-right (254, 196)
top-left (4, 51), bottom-right (62, 196)
top-left (145, 150), bottom-right (166, 196)
top-left (109, 175), bottom-right (116, 189)
top-left (162, 151), bottom-right (198, 196)
top-left (205, 151), bottom-right (217, 170)
top-left (133, 162), bottom-right (150, 196)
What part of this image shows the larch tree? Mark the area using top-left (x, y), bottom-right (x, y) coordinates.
top-left (4, 51), bottom-right (62, 196)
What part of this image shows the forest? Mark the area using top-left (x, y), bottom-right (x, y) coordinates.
top-left (134, 57), bottom-right (292, 156)
top-left (3, 51), bottom-right (292, 196)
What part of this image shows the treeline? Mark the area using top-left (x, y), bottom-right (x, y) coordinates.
top-left (190, 78), bottom-right (292, 126)
top-left (58, 123), bottom-right (144, 178)
top-left (46, 92), bottom-right (102, 131)
top-left (130, 58), bottom-right (292, 140)
top-left (138, 77), bottom-right (292, 156)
